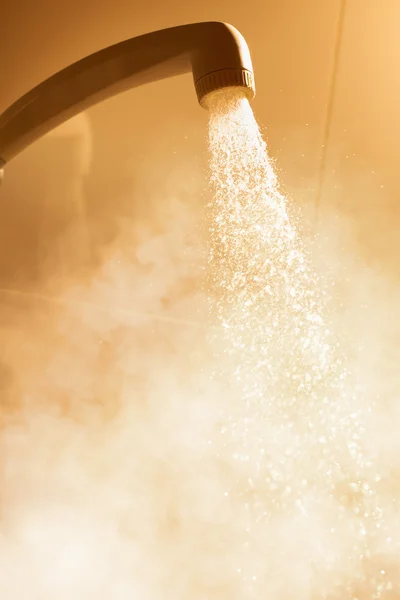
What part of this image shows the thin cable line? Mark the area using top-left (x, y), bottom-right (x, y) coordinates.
top-left (314, 0), bottom-right (348, 223)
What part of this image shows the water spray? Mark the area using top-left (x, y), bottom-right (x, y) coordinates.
top-left (0, 18), bottom-right (396, 599)
top-left (0, 21), bottom-right (255, 182)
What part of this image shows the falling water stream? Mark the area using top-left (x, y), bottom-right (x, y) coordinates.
top-left (0, 90), bottom-right (399, 599)
top-left (205, 90), bottom-right (394, 598)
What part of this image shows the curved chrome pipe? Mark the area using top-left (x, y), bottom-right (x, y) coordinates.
top-left (0, 21), bottom-right (255, 176)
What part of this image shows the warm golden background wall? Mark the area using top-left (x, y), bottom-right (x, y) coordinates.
top-left (1, 0), bottom-right (400, 279)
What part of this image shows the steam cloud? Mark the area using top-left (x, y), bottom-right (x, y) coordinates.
top-left (0, 96), bottom-right (399, 599)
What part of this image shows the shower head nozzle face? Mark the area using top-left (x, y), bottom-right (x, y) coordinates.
top-left (195, 68), bottom-right (256, 109)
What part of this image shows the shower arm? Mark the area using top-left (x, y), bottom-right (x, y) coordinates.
top-left (0, 21), bottom-right (255, 174)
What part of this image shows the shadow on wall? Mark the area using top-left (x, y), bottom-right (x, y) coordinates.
top-left (0, 112), bottom-right (131, 290)
top-left (0, 85), bottom-right (207, 300)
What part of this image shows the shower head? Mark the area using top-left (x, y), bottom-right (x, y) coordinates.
top-left (0, 21), bottom-right (255, 173)
top-left (191, 23), bottom-right (255, 107)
